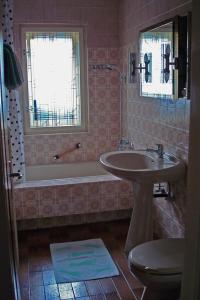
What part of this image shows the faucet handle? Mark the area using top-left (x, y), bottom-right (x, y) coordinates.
top-left (156, 143), bottom-right (164, 150)
top-left (129, 140), bottom-right (135, 150)
top-left (156, 143), bottom-right (164, 158)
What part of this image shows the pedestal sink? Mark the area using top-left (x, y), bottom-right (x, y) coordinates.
top-left (100, 150), bottom-right (185, 254)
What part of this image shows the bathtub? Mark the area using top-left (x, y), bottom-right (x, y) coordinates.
top-left (14, 161), bottom-right (133, 227)
top-left (26, 161), bottom-right (109, 181)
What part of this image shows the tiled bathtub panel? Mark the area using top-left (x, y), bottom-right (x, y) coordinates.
top-left (13, 189), bottom-right (24, 220)
top-left (14, 178), bottom-right (133, 222)
top-left (23, 199), bottom-right (40, 220)
top-left (87, 196), bottom-right (102, 213)
top-left (118, 194), bottom-right (133, 210)
top-left (39, 198), bottom-right (56, 218)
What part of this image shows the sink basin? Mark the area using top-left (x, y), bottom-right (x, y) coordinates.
top-left (100, 150), bottom-right (185, 183)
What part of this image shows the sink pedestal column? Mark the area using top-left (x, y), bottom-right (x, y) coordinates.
top-left (125, 182), bottom-right (154, 255)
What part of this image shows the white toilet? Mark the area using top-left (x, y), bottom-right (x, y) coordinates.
top-left (128, 238), bottom-right (185, 300)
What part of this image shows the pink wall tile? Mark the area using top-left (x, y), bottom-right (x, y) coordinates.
top-left (87, 195), bottom-right (102, 213)
top-left (55, 185), bottom-right (72, 200)
top-left (13, 0), bottom-right (120, 166)
top-left (22, 47), bottom-right (120, 166)
top-left (39, 198), bottom-right (55, 218)
top-left (54, 198), bottom-right (73, 216)
top-left (13, 189), bottom-right (23, 220)
top-left (101, 195), bottom-right (118, 211)
top-left (23, 200), bottom-right (40, 219)
top-left (14, 0), bottom-right (119, 48)
top-left (118, 195), bottom-right (133, 210)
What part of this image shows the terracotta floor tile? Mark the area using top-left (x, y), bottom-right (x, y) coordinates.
top-left (29, 271), bottom-right (43, 287)
top-left (44, 284), bottom-right (60, 299)
top-left (85, 280), bottom-right (102, 296)
top-left (133, 288), bottom-right (144, 300)
top-left (19, 262), bottom-right (29, 289)
top-left (30, 286), bottom-right (45, 300)
top-left (58, 283), bottom-right (74, 299)
top-left (104, 293), bottom-right (120, 300)
top-left (72, 282), bottom-right (88, 298)
top-left (99, 278), bottom-right (116, 294)
top-left (21, 288), bottom-right (30, 300)
top-left (89, 295), bottom-right (106, 300)
top-left (43, 270), bottom-right (56, 285)
top-left (18, 220), bottom-right (144, 300)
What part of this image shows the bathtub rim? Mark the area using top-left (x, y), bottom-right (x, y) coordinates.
top-left (25, 161), bottom-right (110, 181)
top-left (15, 174), bottom-right (120, 189)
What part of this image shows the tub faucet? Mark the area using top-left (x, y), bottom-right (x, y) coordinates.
top-left (146, 144), bottom-right (164, 158)
top-left (118, 138), bottom-right (135, 150)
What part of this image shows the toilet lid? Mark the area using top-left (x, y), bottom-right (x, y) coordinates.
top-left (129, 239), bottom-right (185, 275)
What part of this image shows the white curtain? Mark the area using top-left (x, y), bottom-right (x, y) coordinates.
top-left (1, 0), bottom-right (25, 180)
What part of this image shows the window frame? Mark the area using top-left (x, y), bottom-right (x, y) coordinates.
top-left (21, 25), bottom-right (88, 135)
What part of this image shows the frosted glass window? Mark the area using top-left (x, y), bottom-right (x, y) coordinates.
top-left (22, 28), bottom-right (88, 133)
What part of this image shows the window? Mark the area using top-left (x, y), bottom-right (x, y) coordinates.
top-left (22, 27), bottom-right (88, 134)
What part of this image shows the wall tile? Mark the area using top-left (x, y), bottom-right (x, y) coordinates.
top-left (101, 195), bottom-right (118, 211)
top-left (54, 198), bottom-right (73, 216)
top-left (23, 200), bottom-right (40, 219)
top-left (87, 196), bottom-right (102, 213)
top-left (14, 0), bottom-right (120, 166)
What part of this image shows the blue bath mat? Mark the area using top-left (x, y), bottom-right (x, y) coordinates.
top-left (50, 238), bottom-right (119, 283)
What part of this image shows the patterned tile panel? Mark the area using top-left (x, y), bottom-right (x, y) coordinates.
top-left (14, 177), bottom-right (133, 221)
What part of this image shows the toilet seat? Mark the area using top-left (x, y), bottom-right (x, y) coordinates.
top-left (128, 238), bottom-right (185, 275)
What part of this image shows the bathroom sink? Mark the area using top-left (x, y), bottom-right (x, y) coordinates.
top-left (100, 150), bottom-right (185, 253)
top-left (100, 150), bottom-right (185, 183)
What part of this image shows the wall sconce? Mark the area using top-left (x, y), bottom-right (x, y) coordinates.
top-left (129, 52), bottom-right (151, 83)
top-left (163, 44), bottom-right (179, 83)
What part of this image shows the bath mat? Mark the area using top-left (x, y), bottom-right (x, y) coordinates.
top-left (50, 238), bottom-right (119, 283)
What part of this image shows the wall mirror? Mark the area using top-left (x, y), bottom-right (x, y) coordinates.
top-left (138, 15), bottom-right (191, 100)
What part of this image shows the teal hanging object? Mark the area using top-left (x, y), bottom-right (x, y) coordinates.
top-left (3, 44), bottom-right (24, 90)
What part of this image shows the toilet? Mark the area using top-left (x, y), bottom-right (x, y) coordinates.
top-left (128, 238), bottom-right (185, 300)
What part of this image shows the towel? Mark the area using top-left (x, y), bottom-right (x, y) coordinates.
top-left (3, 44), bottom-right (24, 90)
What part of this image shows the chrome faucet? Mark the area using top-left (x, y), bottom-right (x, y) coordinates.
top-left (118, 138), bottom-right (135, 151)
top-left (118, 138), bottom-right (129, 150)
top-left (157, 144), bottom-right (164, 158)
top-left (146, 144), bottom-right (164, 158)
